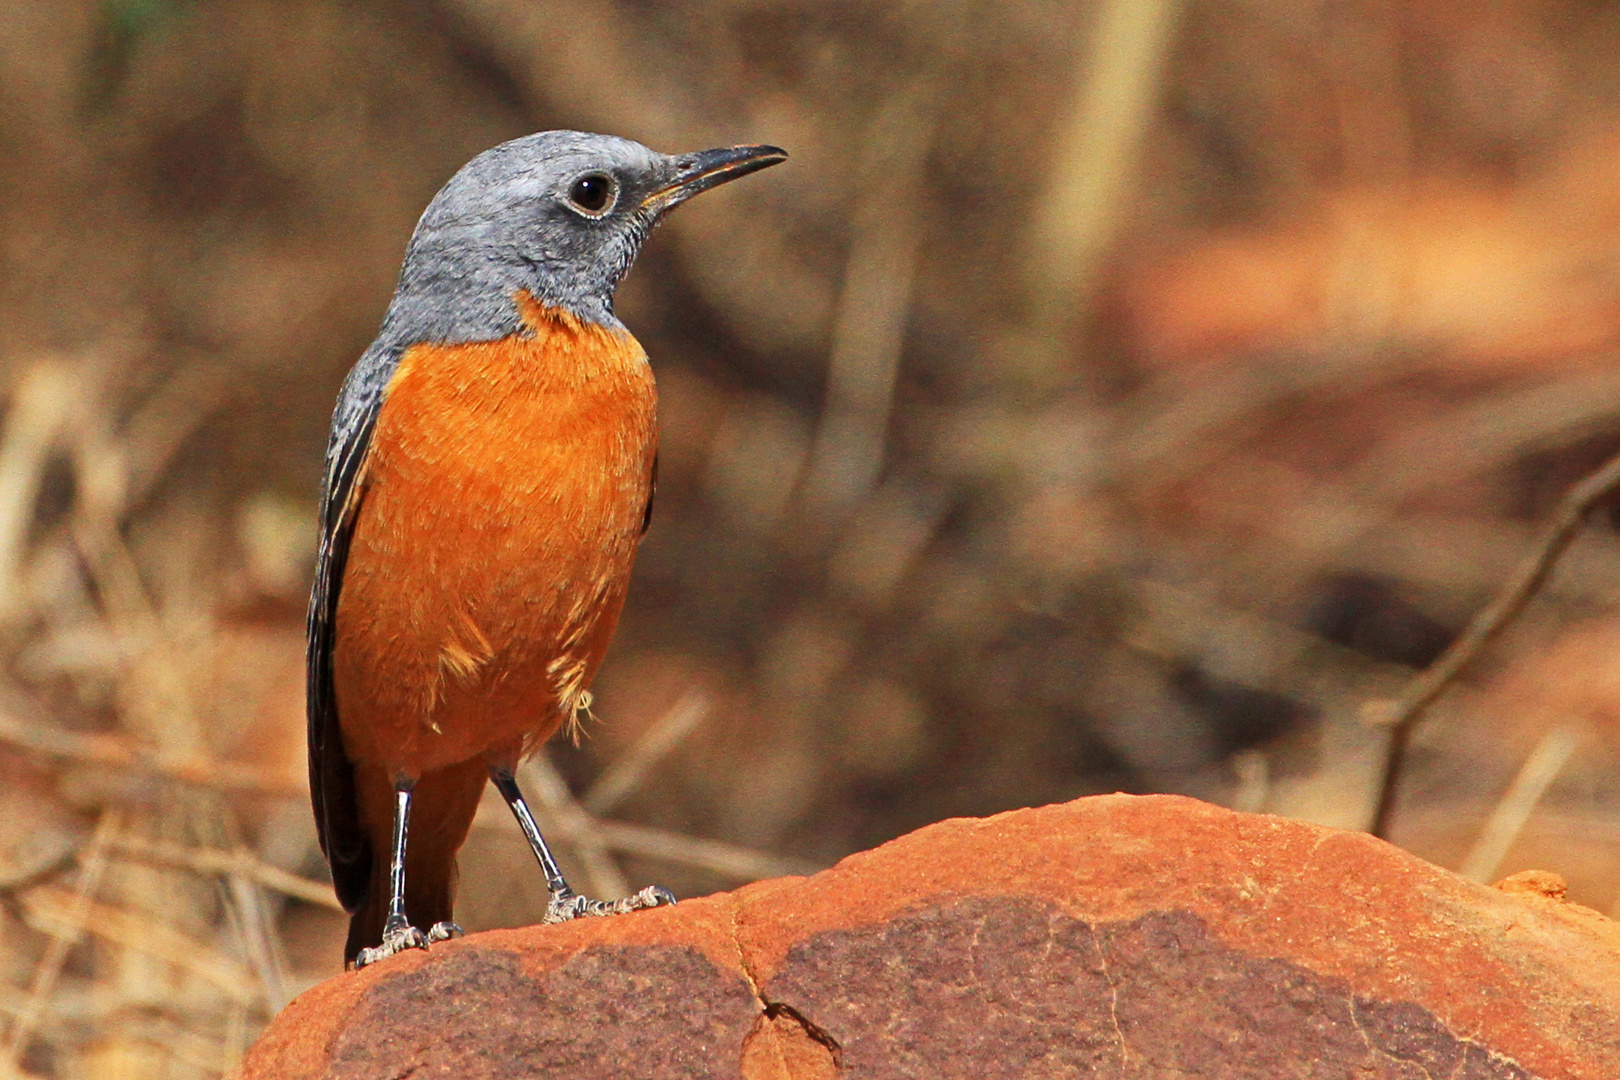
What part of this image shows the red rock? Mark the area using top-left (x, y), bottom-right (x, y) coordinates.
top-left (1497, 869), bottom-right (1569, 901)
top-left (239, 795), bottom-right (1620, 1079)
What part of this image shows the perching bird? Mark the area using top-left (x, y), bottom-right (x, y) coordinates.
top-left (306, 131), bottom-right (785, 967)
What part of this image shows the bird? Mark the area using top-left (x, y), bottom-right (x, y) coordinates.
top-left (306, 130), bottom-right (786, 968)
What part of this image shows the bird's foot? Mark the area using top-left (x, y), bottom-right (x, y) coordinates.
top-left (353, 920), bottom-right (462, 968)
top-left (354, 922), bottom-right (428, 968)
top-left (543, 885), bottom-right (676, 924)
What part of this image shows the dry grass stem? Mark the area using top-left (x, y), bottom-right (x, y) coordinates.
top-left (581, 691), bottom-right (709, 816)
top-left (519, 755), bottom-right (630, 899)
top-left (1229, 751), bottom-right (1270, 815)
top-left (1131, 579), bottom-right (1412, 724)
top-left (582, 818), bottom-right (823, 882)
top-left (1027, 0), bottom-right (1185, 329)
top-left (0, 705), bottom-right (299, 796)
top-left (1, 807), bottom-right (120, 1070)
top-left (119, 367), bottom-right (231, 511)
top-left (112, 1016), bottom-right (231, 1076)
top-left (225, 875), bottom-right (290, 1013)
top-left (69, 480), bottom-right (203, 755)
top-left (801, 80), bottom-right (937, 512)
top-left (104, 837), bottom-right (339, 911)
top-left (1459, 723), bottom-right (1583, 883)
top-left (479, 768), bottom-right (822, 883)
top-left (0, 364), bottom-right (77, 624)
top-left (17, 886), bottom-right (258, 1007)
top-left (1341, 365), bottom-right (1620, 513)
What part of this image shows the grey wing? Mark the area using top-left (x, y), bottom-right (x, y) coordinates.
top-left (306, 344), bottom-right (401, 913)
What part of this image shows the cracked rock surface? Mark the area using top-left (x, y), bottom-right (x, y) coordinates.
top-left (238, 794), bottom-right (1620, 1078)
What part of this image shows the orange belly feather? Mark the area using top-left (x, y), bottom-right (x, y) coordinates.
top-left (333, 293), bottom-right (657, 781)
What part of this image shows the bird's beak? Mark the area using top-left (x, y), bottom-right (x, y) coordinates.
top-left (642, 144), bottom-right (788, 213)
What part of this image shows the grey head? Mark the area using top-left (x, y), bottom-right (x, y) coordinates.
top-left (376, 130), bottom-right (786, 345)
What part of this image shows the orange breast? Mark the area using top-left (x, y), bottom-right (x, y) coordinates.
top-left (333, 293), bottom-right (657, 778)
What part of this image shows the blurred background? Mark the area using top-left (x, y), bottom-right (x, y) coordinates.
top-left (2, 0), bottom-right (1620, 1074)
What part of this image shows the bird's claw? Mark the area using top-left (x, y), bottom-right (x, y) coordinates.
top-left (353, 920), bottom-right (462, 968)
top-left (426, 920), bottom-right (463, 943)
top-left (543, 884), bottom-right (676, 924)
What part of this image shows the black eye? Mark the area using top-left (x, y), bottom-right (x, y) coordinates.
top-left (567, 173), bottom-right (616, 215)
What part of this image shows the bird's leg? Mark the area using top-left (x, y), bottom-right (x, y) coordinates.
top-left (354, 778), bottom-right (460, 967)
top-left (487, 766), bottom-right (676, 923)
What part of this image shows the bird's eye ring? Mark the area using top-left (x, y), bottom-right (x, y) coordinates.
top-left (567, 173), bottom-right (617, 216)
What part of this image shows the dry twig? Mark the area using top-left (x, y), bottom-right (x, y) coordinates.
top-left (1369, 447), bottom-right (1620, 838)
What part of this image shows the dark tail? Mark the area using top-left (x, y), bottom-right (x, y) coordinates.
top-left (344, 874), bottom-right (387, 966)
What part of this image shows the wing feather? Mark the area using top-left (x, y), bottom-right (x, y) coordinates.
top-left (306, 345), bottom-right (401, 912)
